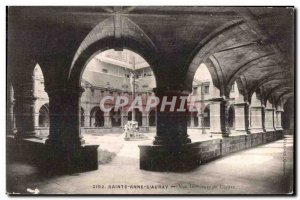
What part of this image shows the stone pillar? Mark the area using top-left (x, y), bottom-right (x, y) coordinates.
top-left (276, 110), bottom-right (284, 130)
top-left (142, 113), bottom-right (147, 126)
top-left (104, 112), bottom-right (111, 128)
top-left (209, 97), bottom-right (228, 136)
top-left (45, 87), bottom-right (85, 147)
top-left (190, 113), bottom-right (195, 127)
top-left (250, 105), bottom-right (265, 133)
top-left (7, 83), bottom-right (15, 135)
top-left (153, 88), bottom-right (191, 145)
top-left (197, 114), bottom-right (202, 128)
top-left (139, 87), bottom-right (200, 172)
top-left (45, 86), bottom-right (99, 173)
top-left (120, 111), bottom-right (124, 127)
top-left (265, 108), bottom-right (276, 131)
top-left (34, 109), bottom-right (39, 128)
top-left (14, 76), bottom-right (37, 139)
top-left (84, 114), bottom-right (90, 127)
top-left (233, 102), bottom-right (250, 135)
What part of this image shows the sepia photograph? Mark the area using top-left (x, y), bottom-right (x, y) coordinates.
top-left (6, 6), bottom-right (295, 195)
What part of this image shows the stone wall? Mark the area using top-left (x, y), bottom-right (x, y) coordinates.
top-left (139, 131), bottom-right (284, 171)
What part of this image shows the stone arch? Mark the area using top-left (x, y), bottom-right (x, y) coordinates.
top-left (38, 103), bottom-right (49, 127)
top-left (90, 106), bottom-right (104, 127)
top-left (192, 62), bottom-right (221, 98)
top-left (184, 19), bottom-right (246, 93)
top-left (68, 16), bottom-right (161, 90)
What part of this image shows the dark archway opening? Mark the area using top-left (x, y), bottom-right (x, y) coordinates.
top-left (203, 105), bottom-right (210, 128)
top-left (111, 108), bottom-right (122, 127)
top-left (228, 105), bottom-right (235, 129)
top-left (90, 107), bottom-right (104, 127)
top-left (38, 104), bottom-right (49, 127)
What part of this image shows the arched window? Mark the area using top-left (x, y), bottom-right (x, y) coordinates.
top-left (110, 108), bottom-right (121, 127)
top-left (149, 109), bottom-right (156, 126)
top-left (203, 105), bottom-right (210, 127)
top-left (90, 107), bottom-right (104, 127)
top-left (228, 104), bottom-right (235, 129)
top-left (38, 104), bottom-right (49, 127)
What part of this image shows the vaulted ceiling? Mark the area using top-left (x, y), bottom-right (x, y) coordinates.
top-left (7, 6), bottom-right (294, 105)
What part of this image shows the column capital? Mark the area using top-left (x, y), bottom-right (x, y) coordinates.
top-left (276, 109), bottom-right (284, 112)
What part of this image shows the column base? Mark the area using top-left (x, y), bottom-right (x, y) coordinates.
top-left (153, 135), bottom-right (191, 145)
top-left (45, 143), bottom-right (99, 174)
top-left (139, 143), bottom-right (200, 172)
top-left (230, 130), bottom-right (248, 136)
top-left (249, 128), bottom-right (265, 134)
top-left (14, 131), bottom-right (37, 140)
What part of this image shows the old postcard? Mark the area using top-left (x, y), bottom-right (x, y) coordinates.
top-left (6, 6), bottom-right (295, 195)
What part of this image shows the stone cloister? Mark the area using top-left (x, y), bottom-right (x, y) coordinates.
top-left (7, 7), bottom-right (294, 172)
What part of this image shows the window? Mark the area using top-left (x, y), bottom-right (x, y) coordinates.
top-left (91, 88), bottom-right (95, 96)
top-left (204, 85), bottom-right (209, 94)
top-left (102, 69), bottom-right (108, 73)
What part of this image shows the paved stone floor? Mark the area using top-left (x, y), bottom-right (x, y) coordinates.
top-left (7, 135), bottom-right (294, 195)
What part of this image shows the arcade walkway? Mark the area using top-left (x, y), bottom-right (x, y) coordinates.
top-left (7, 135), bottom-right (293, 195)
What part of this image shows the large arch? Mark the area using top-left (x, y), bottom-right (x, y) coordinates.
top-left (68, 16), bottom-right (161, 91)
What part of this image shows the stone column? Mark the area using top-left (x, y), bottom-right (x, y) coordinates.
top-left (276, 110), bottom-right (284, 130)
top-left (120, 111), bottom-right (124, 127)
top-left (14, 76), bottom-right (37, 139)
top-left (153, 88), bottom-right (191, 145)
top-left (142, 113), bottom-right (147, 126)
top-left (197, 114), bottom-right (202, 128)
top-left (233, 102), bottom-right (250, 135)
top-left (7, 83), bottom-right (15, 135)
top-left (190, 113), bottom-right (195, 127)
top-left (45, 86), bottom-right (99, 173)
top-left (250, 105), bottom-right (265, 133)
top-left (45, 87), bottom-right (85, 147)
top-left (84, 114), bottom-right (90, 127)
top-left (265, 108), bottom-right (276, 131)
top-left (209, 97), bottom-right (228, 136)
top-left (104, 112), bottom-right (111, 128)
